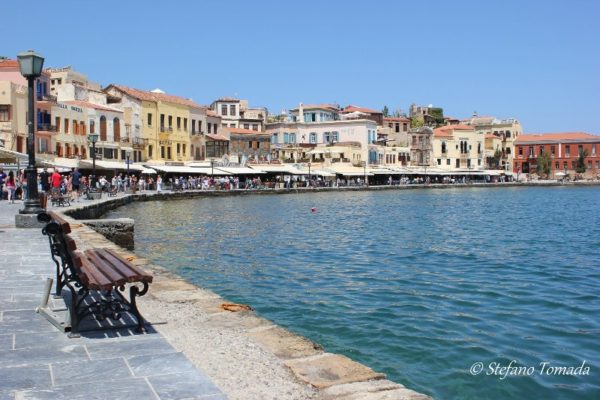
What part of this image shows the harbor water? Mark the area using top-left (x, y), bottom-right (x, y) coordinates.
top-left (106, 186), bottom-right (600, 399)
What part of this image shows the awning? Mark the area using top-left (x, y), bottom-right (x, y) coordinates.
top-left (253, 164), bottom-right (304, 174)
top-left (141, 168), bottom-right (157, 174)
top-left (51, 157), bottom-right (81, 169)
top-left (327, 164), bottom-right (373, 176)
top-left (146, 165), bottom-right (214, 174)
top-left (79, 160), bottom-right (145, 171)
top-left (0, 148), bottom-right (28, 163)
top-left (215, 166), bottom-right (264, 175)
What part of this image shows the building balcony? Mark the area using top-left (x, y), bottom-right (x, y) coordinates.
top-left (412, 143), bottom-right (431, 150)
top-left (36, 93), bottom-right (57, 102)
top-left (160, 126), bottom-right (174, 133)
top-left (37, 123), bottom-right (57, 132)
top-left (120, 137), bottom-right (130, 143)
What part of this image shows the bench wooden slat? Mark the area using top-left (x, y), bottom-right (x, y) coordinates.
top-left (64, 235), bottom-right (78, 252)
top-left (72, 251), bottom-right (114, 291)
top-left (84, 250), bottom-right (129, 288)
top-left (99, 249), bottom-right (153, 283)
top-left (48, 211), bottom-right (72, 234)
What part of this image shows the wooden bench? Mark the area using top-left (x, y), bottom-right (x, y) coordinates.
top-left (38, 211), bottom-right (153, 337)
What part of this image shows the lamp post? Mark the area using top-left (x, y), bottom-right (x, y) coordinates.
top-left (308, 162), bottom-right (311, 186)
top-left (210, 159), bottom-right (215, 177)
top-left (17, 50), bottom-right (45, 215)
top-left (89, 133), bottom-right (99, 188)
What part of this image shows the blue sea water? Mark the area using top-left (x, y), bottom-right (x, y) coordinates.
top-left (106, 186), bottom-right (600, 399)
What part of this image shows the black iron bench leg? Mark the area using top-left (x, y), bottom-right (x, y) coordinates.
top-left (129, 282), bottom-right (149, 333)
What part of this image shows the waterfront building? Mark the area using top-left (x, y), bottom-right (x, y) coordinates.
top-left (431, 124), bottom-right (484, 171)
top-left (410, 126), bottom-right (433, 169)
top-left (104, 85), bottom-right (146, 162)
top-left (463, 114), bottom-right (523, 172)
top-left (266, 103), bottom-right (379, 165)
top-left (0, 58), bottom-right (55, 156)
top-left (103, 86), bottom-right (203, 163)
top-left (50, 100), bottom-right (89, 159)
top-left (189, 105), bottom-right (208, 161)
top-left (341, 105), bottom-right (384, 126)
top-left (514, 132), bottom-right (600, 178)
top-left (226, 127), bottom-right (271, 164)
top-left (381, 116), bottom-right (411, 147)
top-left (210, 98), bottom-right (267, 131)
top-left (484, 134), bottom-right (503, 169)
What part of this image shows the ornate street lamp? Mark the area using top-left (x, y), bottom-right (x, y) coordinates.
top-left (17, 50), bottom-right (45, 215)
top-left (89, 133), bottom-right (99, 188)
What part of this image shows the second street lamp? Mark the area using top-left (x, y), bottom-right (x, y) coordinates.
top-left (89, 133), bottom-right (99, 189)
top-left (17, 50), bottom-right (45, 215)
top-left (126, 150), bottom-right (132, 177)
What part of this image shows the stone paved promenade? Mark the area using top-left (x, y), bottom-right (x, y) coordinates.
top-left (0, 200), bottom-right (226, 400)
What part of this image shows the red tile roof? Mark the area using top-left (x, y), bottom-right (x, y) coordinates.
top-left (63, 100), bottom-right (123, 113)
top-left (485, 134), bottom-right (499, 140)
top-left (107, 84), bottom-right (205, 110)
top-left (515, 132), bottom-right (599, 143)
top-left (342, 105), bottom-right (382, 114)
top-left (433, 124), bottom-right (474, 138)
top-left (206, 133), bottom-right (229, 142)
top-left (0, 59), bottom-right (19, 68)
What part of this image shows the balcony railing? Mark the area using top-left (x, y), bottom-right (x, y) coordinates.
top-left (36, 93), bottom-right (57, 102)
top-left (37, 123), bottom-right (57, 132)
top-left (120, 137), bottom-right (130, 143)
top-left (160, 126), bottom-right (174, 133)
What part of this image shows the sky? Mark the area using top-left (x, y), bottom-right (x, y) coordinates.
top-left (2, 0), bottom-right (599, 133)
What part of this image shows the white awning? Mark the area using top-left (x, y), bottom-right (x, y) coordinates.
top-left (0, 148), bottom-right (28, 163)
top-left (215, 166), bottom-right (264, 175)
top-left (327, 164), bottom-right (373, 176)
top-left (146, 165), bottom-right (213, 174)
top-left (80, 160), bottom-right (145, 171)
top-left (51, 157), bottom-right (81, 169)
top-left (253, 164), bottom-right (305, 174)
top-left (141, 168), bottom-right (157, 174)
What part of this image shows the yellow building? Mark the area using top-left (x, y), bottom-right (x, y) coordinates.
top-left (432, 124), bottom-right (484, 171)
top-left (104, 86), bottom-right (202, 163)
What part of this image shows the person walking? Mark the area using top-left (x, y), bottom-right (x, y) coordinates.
top-left (71, 168), bottom-right (81, 202)
top-left (6, 171), bottom-right (17, 203)
top-left (156, 175), bottom-right (162, 192)
top-left (50, 170), bottom-right (62, 196)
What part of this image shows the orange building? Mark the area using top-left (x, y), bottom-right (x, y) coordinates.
top-left (514, 132), bottom-right (600, 177)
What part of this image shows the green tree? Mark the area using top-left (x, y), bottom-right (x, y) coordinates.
top-left (492, 148), bottom-right (502, 169)
top-left (536, 151), bottom-right (552, 177)
top-left (411, 116), bottom-right (424, 128)
top-left (382, 105), bottom-right (389, 117)
top-left (576, 149), bottom-right (588, 173)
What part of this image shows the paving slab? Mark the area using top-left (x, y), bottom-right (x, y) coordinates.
top-left (284, 353), bottom-right (385, 389)
top-left (0, 204), bottom-right (227, 400)
top-left (246, 325), bottom-right (324, 360)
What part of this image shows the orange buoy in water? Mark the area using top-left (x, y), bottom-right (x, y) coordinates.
top-left (311, 207), bottom-right (317, 212)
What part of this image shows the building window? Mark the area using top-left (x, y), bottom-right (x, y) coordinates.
top-left (73, 120), bottom-right (78, 135)
top-left (555, 162), bottom-right (559, 169)
top-left (412, 136), bottom-right (417, 145)
top-left (284, 132), bottom-right (289, 144)
top-left (177, 143), bottom-right (181, 154)
top-left (332, 131), bottom-right (339, 142)
top-left (147, 113), bottom-right (152, 126)
top-left (252, 124), bottom-right (258, 131)
top-left (540, 145), bottom-right (544, 155)
top-left (230, 105), bottom-right (236, 116)
top-left (243, 123), bottom-right (250, 130)
top-left (0, 105), bottom-right (10, 121)
top-left (437, 159), bottom-right (441, 165)
top-left (65, 118), bottom-right (70, 133)
top-left (592, 144), bottom-right (596, 156)
top-left (191, 120), bottom-right (196, 134)
top-left (221, 105), bottom-right (228, 115)
top-left (565, 145), bottom-right (570, 157)
top-left (167, 147), bottom-right (172, 159)
top-left (177, 117), bottom-right (181, 130)
top-left (56, 117), bottom-right (61, 132)
top-left (505, 131), bottom-right (511, 138)
top-left (455, 159), bottom-right (460, 168)
top-left (441, 141), bottom-right (447, 154)
top-left (529, 146), bottom-right (534, 157)
top-left (309, 132), bottom-right (317, 144)
top-left (551, 146), bottom-right (555, 156)
top-left (447, 158), bottom-right (451, 165)
top-left (289, 133), bottom-right (296, 144)
top-left (198, 121), bottom-right (203, 133)
top-left (184, 118), bottom-right (188, 131)
top-left (323, 132), bottom-right (331, 143)
top-left (207, 123), bottom-right (212, 134)
top-left (272, 133), bottom-right (278, 143)
top-left (518, 146), bottom-right (522, 156)
top-left (477, 142), bottom-right (482, 154)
